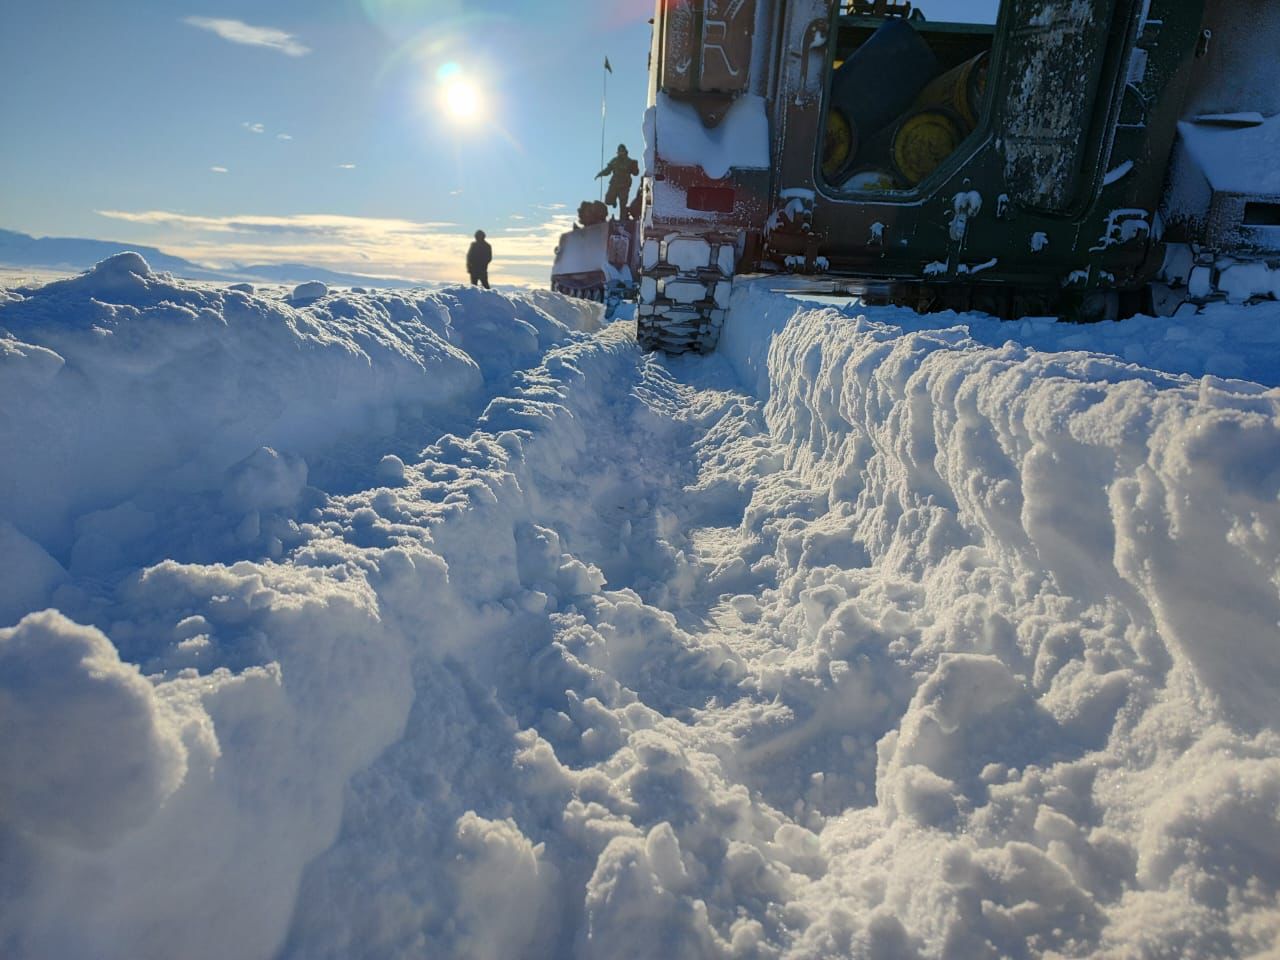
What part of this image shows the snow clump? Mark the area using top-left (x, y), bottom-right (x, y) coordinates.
top-left (0, 610), bottom-right (188, 849)
top-left (290, 280), bottom-right (328, 301)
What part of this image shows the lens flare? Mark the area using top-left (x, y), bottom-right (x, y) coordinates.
top-left (431, 61), bottom-right (486, 126)
top-left (440, 74), bottom-right (482, 123)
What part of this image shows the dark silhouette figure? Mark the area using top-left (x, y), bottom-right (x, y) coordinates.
top-left (596, 144), bottom-right (640, 220)
top-left (467, 230), bottom-right (492, 288)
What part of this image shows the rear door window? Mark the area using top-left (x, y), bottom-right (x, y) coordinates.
top-left (820, 1), bottom-right (1004, 194)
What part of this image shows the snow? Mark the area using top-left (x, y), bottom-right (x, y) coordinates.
top-left (654, 92), bottom-right (771, 180)
top-left (1103, 160), bottom-right (1134, 186)
top-left (1218, 260), bottom-right (1279, 304)
top-left (1175, 113), bottom-right (1280, 196)
top-left (290, 280), bottom-right (329, 301)
top-left (0, 610), bottom-right (188, 849)
top-left (949, 191), bottom-right (982, 242)
top-left (554, 222), bottom-right (611, 277)
top-left (3, 255), bottom-right (1280, 958)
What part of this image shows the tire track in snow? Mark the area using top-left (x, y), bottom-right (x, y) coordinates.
top-left (283, 326), bottom-right (774, 956)
top-left (285, 316), bottom-right (919, 957)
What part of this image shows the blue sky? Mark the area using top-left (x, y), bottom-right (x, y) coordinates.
top-left (0, 0), bottom-right (653, 284)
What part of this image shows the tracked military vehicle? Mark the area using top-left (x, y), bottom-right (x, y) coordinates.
top-left (550, 201), bottom-right (641, 315)
top-left (636, 0), bottom-right (1280, 353)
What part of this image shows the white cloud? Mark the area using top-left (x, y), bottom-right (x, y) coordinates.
top-left (183, 17), bottom-right (310, 57)
top-left (337, 163), bottom-right (356, 170)
top-left (243, 122), bottom-right (265, 135)
top-left (96, 210), bottom-right (453, 235)
top-left (210, 166), bottom-right (229, 174)
top-left (93, 209), bottom-right (569, 287)
top-left (277, 133), bottom-right (293, 141)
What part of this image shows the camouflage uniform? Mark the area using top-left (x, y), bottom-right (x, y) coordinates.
top-left (596, 148), bottom-right (640, 219)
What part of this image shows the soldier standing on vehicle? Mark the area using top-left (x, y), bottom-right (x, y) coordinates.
top-left (595, 144), bottom-right (640, 220)
top-left (466, 230), bottom-right (492, 288)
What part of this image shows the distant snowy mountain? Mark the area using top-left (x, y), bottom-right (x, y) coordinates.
top-left (227, 261), bottom-right (425, 290)
top-left (0, 227), bottom-right (206, 277)
top-left (0, 227), bottom-right (425, 289)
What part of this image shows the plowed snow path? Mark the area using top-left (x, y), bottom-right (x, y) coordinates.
top-left (287, 307), bottom-right (1280, 959)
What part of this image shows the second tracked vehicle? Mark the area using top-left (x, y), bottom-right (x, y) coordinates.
top-left (635, 0), bottom-right (1280, 353)
top-left (551, 201), bottom-right (641, 316)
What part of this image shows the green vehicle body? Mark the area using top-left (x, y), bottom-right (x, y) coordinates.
top-left (635, 0), bottom-right (1280, 352)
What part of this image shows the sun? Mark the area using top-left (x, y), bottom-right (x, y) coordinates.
top-left (436, 63), bottom-right (485, 126)
top-left (443, 77), bottom-right (481, 121)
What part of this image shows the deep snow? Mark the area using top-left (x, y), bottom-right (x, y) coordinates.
top-left (2, 253), bottom-right (1279, 959)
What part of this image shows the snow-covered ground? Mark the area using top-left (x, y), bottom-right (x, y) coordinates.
top-left (2, 253), bottom-right (1279, 959)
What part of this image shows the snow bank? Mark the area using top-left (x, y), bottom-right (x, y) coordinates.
top-left (0, 254), bottom-right (605, 960)
top-left (952, 297), bottom-right (1280, 382)
top-left (714, 284), bottom-right (1280, 954)
top-left (0, 253), bottom-right (596, 576)
top-left (756, 285), bottom-right (1280, 386)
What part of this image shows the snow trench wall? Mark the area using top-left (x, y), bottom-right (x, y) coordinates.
top-left (0, 255), bottom-right (597, 618)
top-left (705, 287), bottom-right (1280, 953)
top-left (0, 256), bottom-right (607, 960)
top-left (723, 286), bottom-right (1280, 731)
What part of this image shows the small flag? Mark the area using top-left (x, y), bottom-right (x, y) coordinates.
top-left (604, 57), bottom-right (613, 74)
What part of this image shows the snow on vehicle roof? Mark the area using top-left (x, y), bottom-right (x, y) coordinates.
top-left (1177, 112), bottom-right (1280, 196)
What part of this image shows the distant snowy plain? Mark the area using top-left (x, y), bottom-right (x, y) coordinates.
top-left (2, 253), bottom-right (1279, 959)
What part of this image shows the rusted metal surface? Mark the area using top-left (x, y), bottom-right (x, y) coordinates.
top-left (660, 0), bottom-right (757, 95)
top-left (1000, 0), bottom-right (1117, 212)
top-left (634, 0), bottom-right (1280, 353)
top-left (701, 0), bottom-right (757, 92)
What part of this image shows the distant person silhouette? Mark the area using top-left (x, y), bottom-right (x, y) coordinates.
top-left (596, 144), bottom-right (640, 220)
top-left (466, 230), bottom-right (492, 288)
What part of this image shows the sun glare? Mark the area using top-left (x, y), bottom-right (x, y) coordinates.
top-left (436, 62), bottom-right (485, 126)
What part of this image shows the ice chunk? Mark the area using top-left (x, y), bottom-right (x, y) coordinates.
top-left (291, 280), bottom-right (328, 301)
top-left (1219, 262), bottom-right (1274, 303)
top-left (376, 453), bottom-right (407, 484)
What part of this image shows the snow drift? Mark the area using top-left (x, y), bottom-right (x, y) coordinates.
top-left (0, 253), bottom-right (605, 959)
top-left (716, 285), bottom-right (1280, 955)
top-left (1, 257), bottom-right (1279, 959)
top-left (0, 253), bottom-right (597, 607)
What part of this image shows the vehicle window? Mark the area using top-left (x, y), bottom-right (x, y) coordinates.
top-left (821, 1), bottom-right (1005, 194)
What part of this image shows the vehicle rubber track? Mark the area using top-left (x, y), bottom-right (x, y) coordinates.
top-left (551, 281), bottom-right (608, 303)
top-left (636, 305), bottom-right (721, 354)
top-left (636, 231), bottom-right (735, 355)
